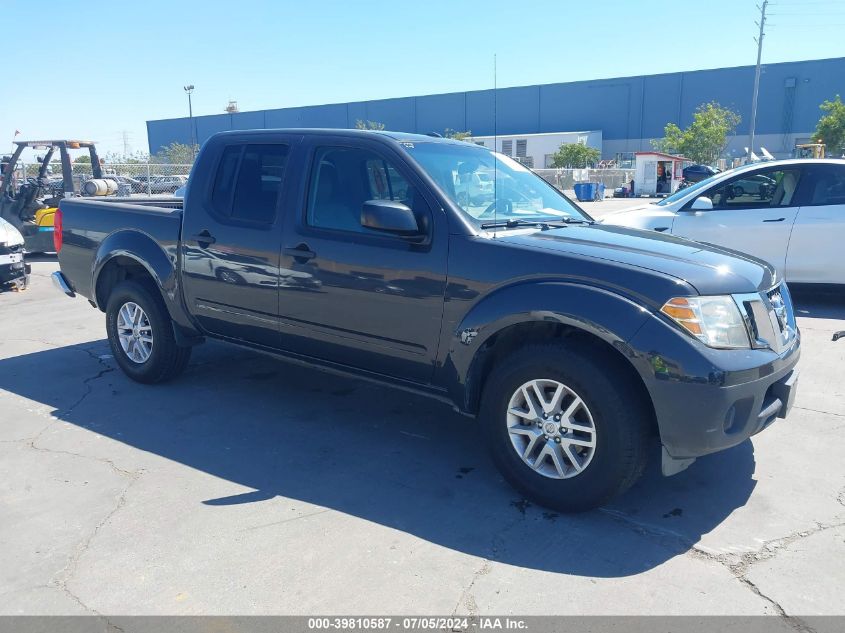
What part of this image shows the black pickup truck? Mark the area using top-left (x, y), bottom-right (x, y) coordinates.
top-left (52, 129), bottom-right (800, 511)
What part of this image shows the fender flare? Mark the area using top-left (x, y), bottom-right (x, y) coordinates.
top-left (441, 281), bottom-right (653, 412)
top-left (92, 230), bottom-right (196, 334)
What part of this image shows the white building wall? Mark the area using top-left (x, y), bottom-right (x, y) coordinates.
top-left (466, 131), bottom-right (826, 166)
top-left (469, 131), bottom-right (603, 168)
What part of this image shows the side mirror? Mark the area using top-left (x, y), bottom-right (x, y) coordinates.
top-left (689, 196), bottom-right (713, 211)
top-left (361, 199), bottom-right (420, 236)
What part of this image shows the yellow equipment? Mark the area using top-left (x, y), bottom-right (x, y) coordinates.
top-left (795, 142), bottom-right (826, 159)
top-left (34, 207), bottom-right (57, 230)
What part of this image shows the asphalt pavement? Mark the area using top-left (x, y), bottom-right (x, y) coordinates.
top-left (0, 259), bottom-right (843, 620)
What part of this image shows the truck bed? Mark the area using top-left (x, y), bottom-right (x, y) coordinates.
top-left (57, 197), bottom-right (183, 301)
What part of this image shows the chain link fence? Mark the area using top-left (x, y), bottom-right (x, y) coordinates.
top-left (14, 162), bottom-right (193, 197)
top-left (533, 168), bottom-right (635, 196)
top-left (10, 161), bottom-right (634, 199)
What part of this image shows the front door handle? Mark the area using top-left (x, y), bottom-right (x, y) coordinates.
top-left (190, 230), bottom-right (217, 245)
top-left (762, 218), bottom-right (785, 223)
top-left (283, 245), bottom-right (316, 262)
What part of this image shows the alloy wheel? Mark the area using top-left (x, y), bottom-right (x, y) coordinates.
top-left (116, 301), bottom-right (154, 364)
top-left (506, 379), bottom-right (597, 479)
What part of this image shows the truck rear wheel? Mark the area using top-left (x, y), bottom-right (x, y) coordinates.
top-left (105, 280), bottom-right (191, 383)
top-left (479, 342), bottom-right (650, 512)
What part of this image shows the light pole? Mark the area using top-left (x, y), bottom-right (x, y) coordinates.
top-left (184, 84), bottom-right (195, 161)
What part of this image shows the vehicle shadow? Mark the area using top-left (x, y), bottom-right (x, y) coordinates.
top-left (0, 339), bottom-right (757, 578)
top-left (790, 286), bottom-right (845, 321)
top-left (24, 253), bottom-right (58, 263)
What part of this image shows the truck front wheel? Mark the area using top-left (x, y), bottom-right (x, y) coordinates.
top-left (480, 342), bottom-right (650, 512)
top-left (105, 280), bottom-right (191, 383)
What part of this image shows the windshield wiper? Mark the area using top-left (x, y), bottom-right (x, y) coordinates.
top-left (554, 217), bottom-right (594, 224)
top-left (479, 217), bottom-right (593, 230)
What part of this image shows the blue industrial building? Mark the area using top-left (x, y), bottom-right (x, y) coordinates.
top-left (147, 57), bottom-right (844, 160)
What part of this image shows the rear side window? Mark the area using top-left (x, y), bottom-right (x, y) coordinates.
top-left (806, 166), bottom-right (845, 206)
top-left (210, 144), bottom-right (289, 224)
top-left (211, 147), bottom-right (240, 215)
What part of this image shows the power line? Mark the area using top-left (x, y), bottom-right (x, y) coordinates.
top-left (768, 12), bottom-right (845, 15)
top-left (768, 22), bottom-right (845, 26)
top-left (773, 1), bottom-right (844, 4)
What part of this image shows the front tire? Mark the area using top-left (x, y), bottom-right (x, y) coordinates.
top-left (480, 341), bottom-right (651, 512)
top-left (105, 280), bottom-right (191, 383)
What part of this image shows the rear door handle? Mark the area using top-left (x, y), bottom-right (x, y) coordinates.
top-left (190, 230), bottom-right (217, 245)
top-left (283, 245), bottom-right (316, 262)
top-left (762, 218), bottom-right (785, 223)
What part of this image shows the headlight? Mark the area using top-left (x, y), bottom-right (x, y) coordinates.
top-left (661, 296), bottom-right (750, 349)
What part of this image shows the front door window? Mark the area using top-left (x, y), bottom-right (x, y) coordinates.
top-left (704, 169), bottom-right (802, 210)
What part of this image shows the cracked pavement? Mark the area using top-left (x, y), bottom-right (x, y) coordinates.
top-left (1, 261), bottom-right (843, 622)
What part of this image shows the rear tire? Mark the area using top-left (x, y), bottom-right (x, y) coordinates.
top-left (105, 280), bottom-right (191, 383)
top-left (480, 341), bottom-right (650, 512)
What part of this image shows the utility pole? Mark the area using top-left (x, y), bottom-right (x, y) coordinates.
top-left (748, 0), bottom-right (768, 162)
top-left (184, 85), bottom-right (195, 162)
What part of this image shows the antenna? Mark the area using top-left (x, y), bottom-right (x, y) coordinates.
top-left (493, 53), bottom-right (498, 237)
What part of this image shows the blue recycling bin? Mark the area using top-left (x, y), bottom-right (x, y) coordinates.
top-left (573, 182), bottom-right (605, 201)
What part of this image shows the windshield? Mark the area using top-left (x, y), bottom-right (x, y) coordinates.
top-left (404, 142), bottom-right (589, 225)
top-left (656, 174), bottom-right (720, 205)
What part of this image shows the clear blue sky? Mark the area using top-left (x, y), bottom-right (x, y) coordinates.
top-left (2, 0), bottom-right (843, 157)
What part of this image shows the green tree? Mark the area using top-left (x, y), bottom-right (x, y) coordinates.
top-left (354, 119), bottom-right (385, 130)
top-left (444, 129), bottom-right (473, 141)
top-left (812, 95), bottom-right (845, 156)
top-left (152, 142), bottom-right (198, 164)
top-left (551, 143), bottom-right (601, 168)
top-left (73, 155), bottom-right (91, 164)
top-left (103, 150), bottom-right (150, 164)
top-left (652, 102), bottom-right (740, 164)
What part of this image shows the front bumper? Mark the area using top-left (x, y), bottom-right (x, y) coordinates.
top-left (628, 309), bottom-right (800, 472)
top-left (0, 255), bottom-right (29, 284)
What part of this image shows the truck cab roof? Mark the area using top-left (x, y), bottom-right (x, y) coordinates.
top-left (213, 128), bottom-right (474, 146)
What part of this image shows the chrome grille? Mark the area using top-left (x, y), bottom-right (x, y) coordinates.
top-left (733, 282), bottom-right (797, 353)
top-left (767, 288), bottom-right (787, 332)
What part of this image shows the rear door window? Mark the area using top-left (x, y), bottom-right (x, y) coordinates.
top-left (231, 145), bottom-right (289, 223)
top-left (804, 165), bottom-right (845, 207)
top-left (210, 144), bottom-right (289, 224)
top-left (211, 146), bottom-right (241, 217)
